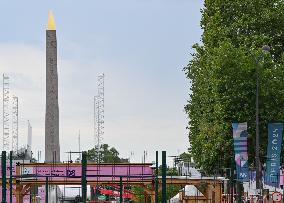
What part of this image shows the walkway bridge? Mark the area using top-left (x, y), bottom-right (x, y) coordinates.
top-left (1, 163), bottom-right (223, 203)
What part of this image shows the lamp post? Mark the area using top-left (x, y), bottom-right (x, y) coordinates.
top-left (255, 45), bottom-right (270, 195)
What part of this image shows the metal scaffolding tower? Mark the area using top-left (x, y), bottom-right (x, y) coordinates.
top-left (3, 74), bottom-right (10, 151)
top-left (12, 96), bottom-right (18, 153)
top-left (94, 74), bottom-right (105, 162)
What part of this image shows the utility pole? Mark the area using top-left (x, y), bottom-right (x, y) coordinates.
top-left (255, 52), bottom-right (261, 192)
top-left (255, 45), bottom-right (270, 194)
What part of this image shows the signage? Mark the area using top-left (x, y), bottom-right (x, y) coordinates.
top-left (272, 192), bottom-right (282, 202)
top-left (232, 122), bottom-right (249, 181)
top-left (265, 123), bottom-right (283, 186)
top-left (18, 164), bottom-right (153, 182)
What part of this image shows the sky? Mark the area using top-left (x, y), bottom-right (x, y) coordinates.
top-left (0, 0), bottom-right (203, 164)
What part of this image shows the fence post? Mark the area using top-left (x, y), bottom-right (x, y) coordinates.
top-left (10, 151), bottom-right (13, 203)
top-left (120, 176), bottom-right (123, 203)
top-left (230, 156), bottom-right (235, 203)
top-left (2, 151), bottom-right (6, 203)
top-left (155, 151), bottom-right (159, 203)
top-left (162, 151), bottom-right (166, 203)
top-left (81, 151), bottom-right (87, 203)
top-left (45, 176), bottom-right (48, 203)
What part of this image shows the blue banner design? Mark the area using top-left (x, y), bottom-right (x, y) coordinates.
top-left (265, 123), bottom-right (283, 186)
top-left (232, 122), bottom-right (249, 182)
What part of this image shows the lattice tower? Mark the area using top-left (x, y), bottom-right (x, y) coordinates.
top-left (3, 74), bottom-right (10, 151)
top-left (12, 96), bottom-right (18, 153)
top-left (94, 74), bottom-right (104, 163)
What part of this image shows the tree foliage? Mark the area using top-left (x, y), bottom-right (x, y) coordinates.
top-left (185, 0), bottom-right (284, 173)
top-left (87, 144), bottom-right (128, 163)
top-left (179, 152), bottom-right (192, 163)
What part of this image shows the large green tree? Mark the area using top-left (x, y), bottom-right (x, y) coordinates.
top-left (185, 0), bottom-right (284, 173)
top-left (87, 144), bottom-right (128, 163)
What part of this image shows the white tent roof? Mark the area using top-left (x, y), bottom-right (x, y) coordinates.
top-left (170, 185), bottom-right (205, 202)
top-left (183, 185), bottom-right (205, 197)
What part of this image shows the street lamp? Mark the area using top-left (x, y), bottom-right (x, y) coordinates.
top-left (255, 45), bottom-right (270, 195)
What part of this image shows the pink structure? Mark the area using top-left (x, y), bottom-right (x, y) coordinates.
top-left (0, 163), bottom-right (153, 203)
top-left (0, 188), bottom-right (29, 203)
top-left (0, 163), bottom-right (16, 176)
top-left (19, 163), bottom-right (154, 182)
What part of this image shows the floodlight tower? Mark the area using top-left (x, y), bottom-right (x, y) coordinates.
top-left (94, 96), bottom-right (99, 147)
top-left (97, 74), bottom-right (105, 146)
top-left (3, 74), bottom-right (10, 151)
top-left (94, 74), bottom-right (105, 163)
top-left (12, 96), bottom-right (19, 153)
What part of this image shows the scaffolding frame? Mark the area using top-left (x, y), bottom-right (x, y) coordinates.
top-left (94, 74), bottom-right (105, 163)
top-left (12, 96), bottom-right (19, 153)
top-left (3, 74), bottom-right (10, 151)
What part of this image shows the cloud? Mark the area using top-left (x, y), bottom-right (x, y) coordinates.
top-left (0, 41), bottom-right (189, 163)
top-left (0, 43), bottom-right (45, 152)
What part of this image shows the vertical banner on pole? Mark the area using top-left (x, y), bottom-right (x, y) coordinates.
top-left (265, 123), bottom-right (283, 187)
top-left (232, 122), bottom-right (249, 181)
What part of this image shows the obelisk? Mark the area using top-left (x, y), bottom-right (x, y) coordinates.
top-left (45, 11), bottom-right (60, 163)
